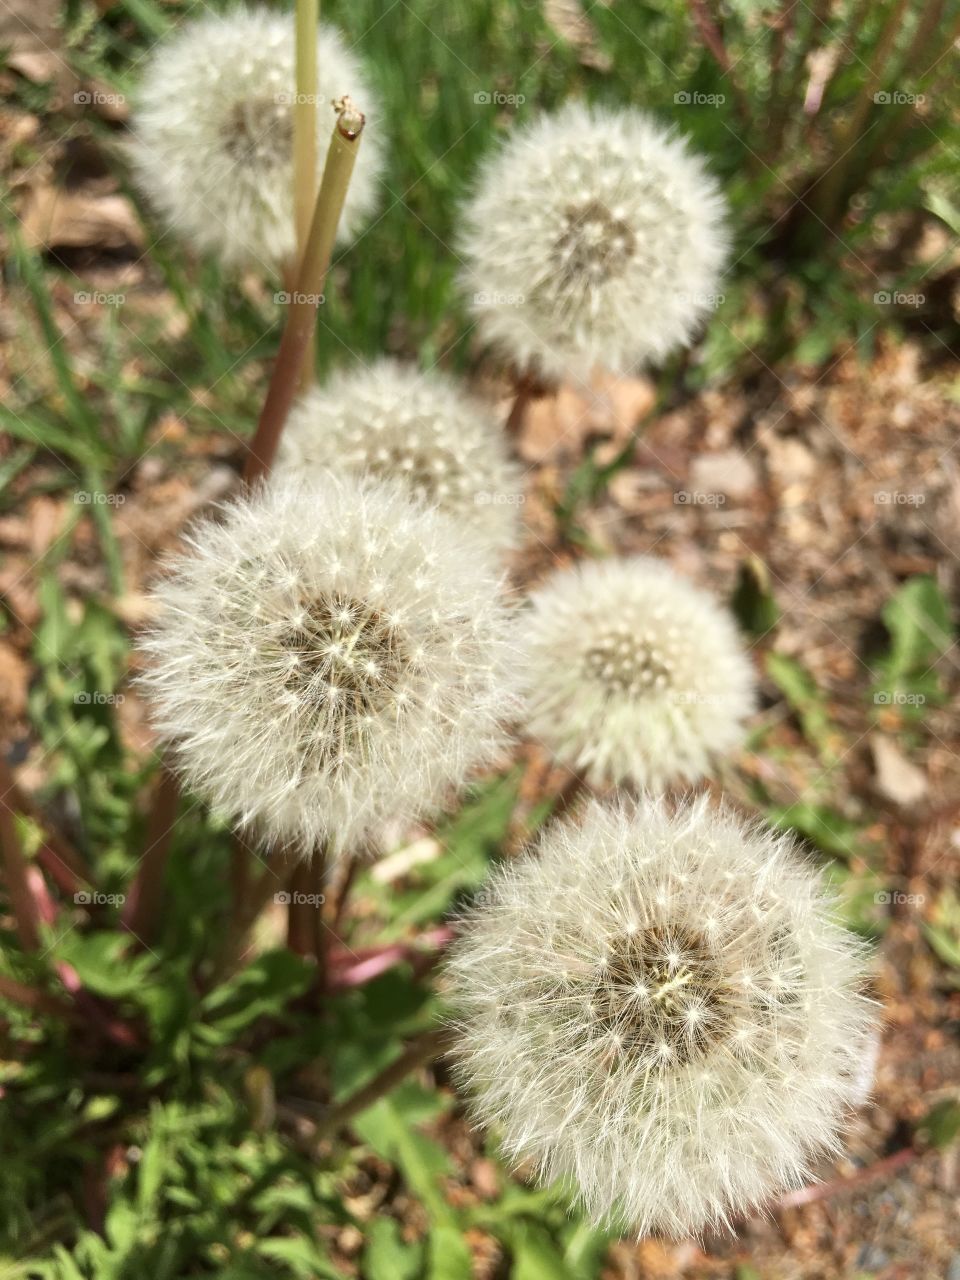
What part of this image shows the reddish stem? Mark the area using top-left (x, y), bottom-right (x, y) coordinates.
top-left (0, 758), bottom-right (42, 950)
top-left (123, 764), bottom-right (179, 943)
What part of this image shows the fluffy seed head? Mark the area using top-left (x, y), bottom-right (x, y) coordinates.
top-left (138, 474), bottom-right (515, 852)
top-left (459, 103), bottom-right (728, 382)
top-left (446, 796), bottom-right (876, 1238)
top-left (278, 360), bottom-right (523, 554)
top-left (130, 8), bottom-right (383, 271)
top-left (520, 556), bottom-right (755, 789)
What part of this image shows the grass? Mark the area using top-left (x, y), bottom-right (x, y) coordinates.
top-left (1, 0), bottom-right (959, 1275)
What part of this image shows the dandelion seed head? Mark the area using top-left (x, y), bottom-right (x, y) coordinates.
top-left (446, 797), bottom-right (877, 1238)
top-left (459, 103), bottom-right (728, 382)
top-left (278, 360), bottom-right (523, 554)
top-left (130, 8), bottom-right (383, 271)
top-left (139, 474), bottom-right (516, 852)
top-left (520, 556), bottom-right (755, 789)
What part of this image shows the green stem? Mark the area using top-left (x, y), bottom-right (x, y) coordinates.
top-left (244, 98), bottom-right (366, 487)
top-left (123, 763), bottom-right (179, 943)
top-left (294, 0), bottom-right (319, 260)
top-left (316, 1029), bottom-right (450, 1137)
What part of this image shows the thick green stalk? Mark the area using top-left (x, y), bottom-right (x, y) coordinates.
top-left (244, 98), bottom-right (365, 486)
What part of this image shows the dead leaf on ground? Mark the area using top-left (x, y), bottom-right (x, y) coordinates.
top-left (20, 185), bottom-right (142, 253)
top-left (871, 733), bottom-right (929, 808)
top-left (0, 642), bottom-right (29, 720)
top-left (0, 0), bottom-right (75, 92)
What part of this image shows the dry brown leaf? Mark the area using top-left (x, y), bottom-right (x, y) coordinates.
top-left (871, 733), bottom-right (929, 808)
top-left (0, 642), bottom-right (29, 720)
top-left (0, 0), bottom-right (75, 90)
top-left (20, 186), bottom-right (142, 253)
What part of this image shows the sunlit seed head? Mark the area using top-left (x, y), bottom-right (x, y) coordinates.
top-left (445, 795), bottom-right (877, 1238)
top-left (518, 555), bottom-right (756, 790)
top-left (130, 8), bottom-right (384, 271)
top-left (138, 473), bottom-right (517, 853)
top-left (459, 102), bottom-right (728, 383)
top-left (278, 360), bottom-right (523, 556)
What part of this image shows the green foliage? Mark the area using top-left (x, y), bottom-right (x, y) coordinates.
top-left (922, 889), bottom-right (960, 973)
top-left (766, 651), bottom-right (841, 763)
top-left (3, 0), bottom-right (958, 1274)
top-left (870, 576), bottom-right (954, 718)
top-left (919, 1098), bottom-right (960, 1150)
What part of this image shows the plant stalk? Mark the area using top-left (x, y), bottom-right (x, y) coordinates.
top-left (123, 763), bottom-right (179, 943)
top-left (0, 757), bottom-right (42, 950)
top-left (315, 1028), bottom-right (450, 1137)
top-left (244, 98), bottom-right (365, 486)
top-left (294, 0), bottom-right (319, 257)
top-left (505, 373), bottom-right (536, 436)
top-left (294, 0), bottom-right (319, 391)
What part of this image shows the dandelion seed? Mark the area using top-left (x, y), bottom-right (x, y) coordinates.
top-left (130, 8), bottom-right (383, 271)
top-left (519, 556), bottom-right (755, 790)
top-left (446, 796), bottom-right (877, 1238)
top-left (459, 102), bottom-right (728, 383)
top-left (139, 474), bottom-right (516, 853)
top-left (278, 360), bottom-right (523, 554)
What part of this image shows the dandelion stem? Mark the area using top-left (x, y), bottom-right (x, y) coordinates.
top-left (123, 763), bottom-right (179, 943)
top-left (0, 757), bottom-right (42, 951)
top-left (286, 860), bottom-right (314, 957)
top-left (245, 98), bottom-right (365, 486)
top-left (294, 0), bottom-right (319, 391)
top-left (0, 973), bottom-right (72, 1019)
top-left (316, 1028), bottom-right (450, 1136)
top-left (293, 0), bottom-right (319, 258)
top-left (505, 373), bottom-right (536, 436)
top-left (0, 760), bottom-right (90, 895)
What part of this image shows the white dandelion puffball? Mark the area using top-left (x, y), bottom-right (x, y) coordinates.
top-left (138, 474), bottom-right (515, 853)
top-left (520, 556), bottom-right (755, 789)
top-left (278, 360), bottom-right (523, 554)
top-left (459, 102), bottom-right (728, 382)
top-left (130, 8), bottom-right (383, 271)
top-left (446, 796), bottom-right (876, 1238)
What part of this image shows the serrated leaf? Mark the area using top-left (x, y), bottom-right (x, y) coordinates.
top-left (771, 801), bottom-right (861, 860)
top-left (765, 652), bottom-right (839, 761)
top-left (200, 950), bottom-right (313, 1040)
top-left (364, 1218), bottom-right (422, 1280)
top-left (426, 1225), bottom-right (472, 1280)
top-left (509, 1223), bottom-right (571, 1280)
top-left (878, 576), bottom-right (953, 691)
top-left (53, 931), bottom-right (156, 998)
